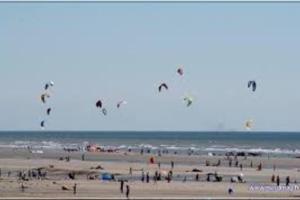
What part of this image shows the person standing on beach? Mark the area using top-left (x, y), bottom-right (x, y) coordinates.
top-left (276, 175), bottom-right (280, 186)
top-left (195, 173), bottom-right (199, 181)
top-left (81, 154), bottom-right (85, 161)
top-left (286, 176), bottom-right (290, 186)
top-left (129, 167), bottom-right (132, 176)
top-left (126, 184), bottom-right (130, 199)
top-left (235, 160), bottom-right (239, 167)
top-left (171, 161), bottom-right (174, 169)
top-left (73, 183), bottom-right (77, 195)
top-left (271, 174), bottom-right (275, 183)
top-left (167, 170), bottom-right (173, 183)
top-left (21, 182), bottom-right (25, 192)
top-left (257, 162), bottom-right (262, 171)
top-left (120, 180), bottom-right (124, 193)
top-left (154, 171), bottom-right (158, 183)
top-left (141, 171), bottom-right (145, 182)
top-left (146, 172), bottom-right (150, 183)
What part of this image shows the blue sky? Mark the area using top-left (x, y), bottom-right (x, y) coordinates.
top-left (1, 3), bottom-right (300, 131)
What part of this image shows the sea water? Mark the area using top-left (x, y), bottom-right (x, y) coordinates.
top-left (0, 131), bottom-right (299, 157)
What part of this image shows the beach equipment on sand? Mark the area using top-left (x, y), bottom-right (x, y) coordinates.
top-left (61, 185), bottom-right (70, 190)
top-left (100, 172), bottom-right (113, 181)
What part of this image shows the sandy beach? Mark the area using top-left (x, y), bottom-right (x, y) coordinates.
top-left (1, 148), bottom-right (300, 199)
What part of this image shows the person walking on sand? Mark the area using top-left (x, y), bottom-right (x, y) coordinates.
top-left (129, 167), bottom-right (132, 176)
top-left (126, 184), bottom-right (130, 199)
top-left (81, 154), bottom-right (85, 161)
top-left (276, 175), bottom-right (280, 186)
top-left (120, 180), bottom-right (124, 193)
top-left (171, 161), bottom-right (174, 169)
top-left (286, 176), bottom-right (290, 186)
top-left (73, 183), bottom-right (77, 195)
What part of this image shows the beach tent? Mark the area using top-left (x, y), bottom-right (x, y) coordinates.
top-left (100, 172), bottom-right (113, 181)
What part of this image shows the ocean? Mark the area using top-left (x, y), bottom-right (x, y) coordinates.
top-left (0, 131), bottom-right (299, 157)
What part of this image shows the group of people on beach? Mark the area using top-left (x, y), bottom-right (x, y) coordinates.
top-left (1, 147), bottom-right (298, 199)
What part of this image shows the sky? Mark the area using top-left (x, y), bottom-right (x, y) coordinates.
top-left (1, 3), bottom-right (300, 131)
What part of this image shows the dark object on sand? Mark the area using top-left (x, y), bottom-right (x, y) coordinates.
top-left (126, 184), bottom-right (130, 198)
top-left (192, 168), bottom-right (202, 172)
top-left (68, 172), bottom-right (75, 180)
top-left (207, 173), bottom-right (222, 182)
top-left (237, 152), bottom-right (246, 157)
top-left (225, 152), bottom-right (235, 156)
top-left (295, 156), bottom-right (300, 159)
top-left (62, 185), bottom-right (70, 191)
top-left (95, 165), bottom-right (103, 170)
top-left (228, 187), bottom-right (234, 194)
top-left (90, 165), bottom-right (104, 170)
top-left (73, 183), bottom-right (77, 194)
top-left (21, 183), bottom-right (28, 192)
top-left (247, 152), bottom-right (261, 157)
